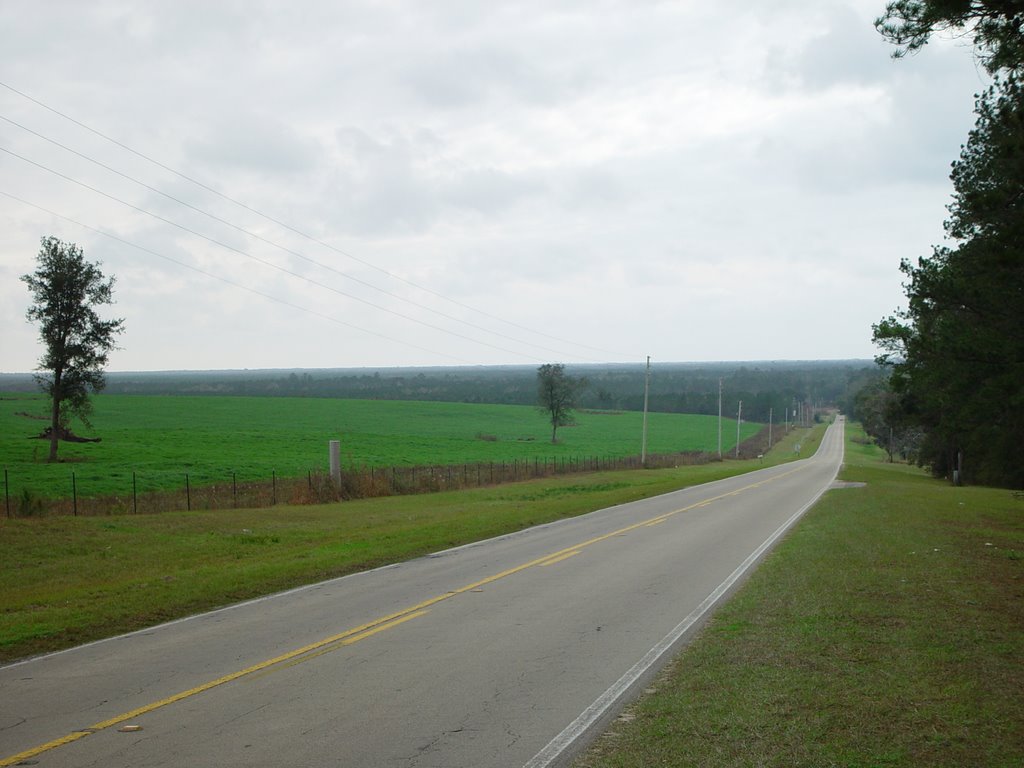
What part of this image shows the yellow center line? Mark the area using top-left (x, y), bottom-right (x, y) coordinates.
top-left (342, 610), bottom-right (429, 645)
top-left (539, 550), bottom-right (581, 566)
top-left (272, 610), bottom-right (433, 671)
top-left (1, 463), bottom-right (808, 767)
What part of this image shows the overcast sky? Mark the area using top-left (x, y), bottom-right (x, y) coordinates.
top-left (0, 0), bottom-right (990, 373)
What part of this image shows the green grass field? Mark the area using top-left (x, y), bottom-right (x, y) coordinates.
top-left (573, 425), bottom-right (1024, 768)
top-left (5, 418), bottom-right (1017, 762)
top-left (1, 393), bottom-right (762, 501)
top-left (0, 422), bottom-right (818, 663)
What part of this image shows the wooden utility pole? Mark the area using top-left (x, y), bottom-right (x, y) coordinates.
top-left (735, 400), bottom-right (742, 458)
top-left (717, 378), bottom-right (722, 459)
top-left (641, 356), bottom-right (650, 465)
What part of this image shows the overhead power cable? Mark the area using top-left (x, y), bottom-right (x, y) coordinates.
top-left (0, 189), bottom-right (477, 364)
top-left (0, 111), bottom-right (585, 362)
top-left (0, 144), bottom-right (551, 362)
top-left (0, 78), bottom-right (627, 359)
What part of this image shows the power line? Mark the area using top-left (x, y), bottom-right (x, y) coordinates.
top-left (1, 144), bottom-right (555, 363)
top-left (0, 189), bottom-right (475, 364)
top-left (0, 78), bottom-right (628, 360)
top-left (0, 110), bottom-right (590, 362)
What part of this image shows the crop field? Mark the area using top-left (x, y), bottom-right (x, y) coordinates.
top-left (1, 393), bottom-right (763, 502)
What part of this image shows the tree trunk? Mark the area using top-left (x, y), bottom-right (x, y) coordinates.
top-left (48, 372), bottom-right (61, 462)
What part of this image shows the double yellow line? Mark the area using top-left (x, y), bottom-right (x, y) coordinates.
top-left (1, 464), bottom-right (805, 766)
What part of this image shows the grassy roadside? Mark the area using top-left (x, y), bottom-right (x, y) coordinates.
top-left (574, 425), bottom-right (1024, 768)
top-left (0, 423), bottom-right (822, 664)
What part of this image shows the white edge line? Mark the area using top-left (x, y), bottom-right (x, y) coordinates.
top-left (522, 454), bottom-right (840, 768)
top-left (1, 458), bottom-right (805, 671)
top-left (2, 503), bottom-right (607, 670)
top-left (4, 422), bottom-right (841, 673)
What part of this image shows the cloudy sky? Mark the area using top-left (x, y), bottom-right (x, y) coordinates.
top-left (0, 0), bottom-right (990, 373)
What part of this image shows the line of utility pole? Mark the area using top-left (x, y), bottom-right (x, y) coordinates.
top-left (717, 378), bottom-right (722, 459)
top-left (641, 356), bottom-right (650, 465)
top-left (735, 400), bottom-right (742, 458)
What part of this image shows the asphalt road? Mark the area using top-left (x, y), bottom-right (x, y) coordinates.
top-left (0, 417), bottom-right (845, 768)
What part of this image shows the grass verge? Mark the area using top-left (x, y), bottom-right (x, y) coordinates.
top-left (0, 423), bottom-right (821, 664)
top-left (573, 425), bottom-right (1024, 768)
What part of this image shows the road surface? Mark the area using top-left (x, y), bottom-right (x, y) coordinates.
top-left (0, 417), bottom-right (844, 767)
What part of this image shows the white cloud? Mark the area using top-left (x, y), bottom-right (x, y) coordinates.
top-left (0, 0), bottom-right (990, 371)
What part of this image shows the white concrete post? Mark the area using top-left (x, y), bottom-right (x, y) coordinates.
top-left (329, 440), bottom-right (341, 486)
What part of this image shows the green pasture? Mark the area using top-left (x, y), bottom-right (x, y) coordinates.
top-left (574, 424), bottom-right (1024, 768)
top-left (0, 422), bottom-right (820, 663)
top-left (0, 393), bottom-right (761, 500)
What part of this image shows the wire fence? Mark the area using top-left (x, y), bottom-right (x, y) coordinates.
top-left (3, 429), bottom-right (777, 519)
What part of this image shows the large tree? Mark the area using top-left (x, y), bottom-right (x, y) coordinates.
top-left (873, 75), bottom-right (1024, 486)
top-left (536, 363), bottom-right (586, 444)
top-left (876, 0), bottom-right (1024, 73)
top-left (872, 0), bottom-right (1024, 487)
top-left (22, 237), bottom-right (125, 462)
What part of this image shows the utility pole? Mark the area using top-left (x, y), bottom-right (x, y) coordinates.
top-left (769, 407), bottom-right (773, 448)
top-left (641, 356), bottom-right (650, 465)
top-left (735, 400), bottom-right (742, 459)
top-left (717, 378), bottom-right (722, 459)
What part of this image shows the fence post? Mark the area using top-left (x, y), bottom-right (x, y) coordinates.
top-left (329, 440), bottom-right (341, 486)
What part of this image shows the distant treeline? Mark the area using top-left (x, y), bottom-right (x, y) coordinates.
top-left (0, 360), bottom-right (877, 423)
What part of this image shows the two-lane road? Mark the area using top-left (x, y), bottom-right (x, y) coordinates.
top-left (1, 417), bottom-right (845, 767)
